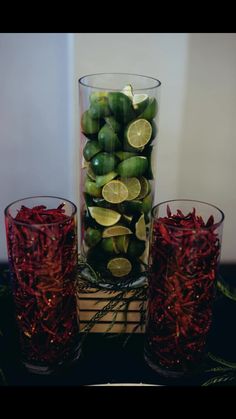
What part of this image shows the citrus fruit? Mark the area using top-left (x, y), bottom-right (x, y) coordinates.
top-left (104, 116), bottom-right (121, 133)
top-left (122, 84), bottom-right (134, 100)
top-left (81, 110), bottom-right (100, 135)
top-left (91, 152), bottom-right (118, 176)
top-left (87, 164), bottom-right (97, 181)
top-left (118, 200), bottom-right (143, 215)
top-left (95, 171), bottom-right (117, 188)
top-left (120, 177), bottom-right (141, 201)
top-left (98, 124), bottom-right (121, 152)
top-left (84, 227), bottom-right (102, 247)
top-left (102, 225), bottom-right (132, 238)
top-left (135, 214), bottom-right (146, 241)
top-left (137, 176), bottom-right (151, 199)
top-left (141, 145), bottom-right (154, 180)
top-left (88, 97), bottom-right (111, 119)
top-left (88, 207), bottom-right (121, 226)
top-left (108, 92), bottom-right (135, 124)
top-left (117, 156), bottom-right (148, 178)
top-left (107, 257), bottom-right (132, 277)
top-left (127, 238), bottom-right (146, 258)
top-left (151, 120), bottom-right (158, 141)
top-left (115, 235), bottom-right (130, 253)
top-left (83, 140), bottom-right (102, 161)
top-left (90, 91), bottom-right (108, 104)
top-left (138, 97), bottom-right (158, 121)
top-left (101, 238), bottom-right (119, 254)
top-left (125, 118), bottom-right (152, 149)
top-left (102, 180), bottom-right (128, 204)
top-left (142, 193), bottom-right (152, 214)
top-left (92, 197), bottom-right (114, 209)
top-left (133, 94), bottom-right (149, 115)
top-left (85, 178), bottom-right (102, 198)
top-left (115, 151), bottom-right (138, 161)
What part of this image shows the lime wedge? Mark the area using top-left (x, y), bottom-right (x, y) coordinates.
top-left (135, 214), bottom-right (146, 241)
top-left (120, 177), bottom-right (141, 201)
top-left (102, 225), bottom-right (132, 238)
top-left (122, 84), bottom-right (134, 100)
top-left (107, 257), bottom-right (132, 277)
top-left (83, 140), bottom-right (102, 162)
top-left (137, 176), bottom-right (151, 199)
top-left (117, 156), bottom-right (148, 178)
top-left (88, 207), bottom-right (121, 226)
top-left (85, 178), bottom-right (102, 198)
top-left (133, 94), bottom-right (149, 115)
top-left (96, 171), bottom-right (117, 188)
top-left (115, 235), bottom-right (130, 253)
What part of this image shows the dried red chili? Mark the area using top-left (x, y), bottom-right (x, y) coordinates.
top-left (146, 206), bottom-right (221, 373)
top-left (5, 203), bottom-right (79, 370)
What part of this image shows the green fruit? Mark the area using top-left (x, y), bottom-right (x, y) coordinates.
top-left (98, 124), bottom-right (121, 152)
top-left (108, 92), bottom-right (135, 124)
top-left (127, 239), bottom-right (146, 258)
top-left (91, 152), bottom-right (119, 176)
top-left (84, 227), bottom-right (102, 247)
top-left (83, 140), bottom-right (102, 161)
top-left (95, 171), bottom-right (118, 188)
top-left (138, 97), bottom-right (158, 121)
top-left (142, 145), bottom-right (154, 180)
top-left (119, 200), bottom-right (143, 215)
top-left (90, 91), bottom-right (108, 104)
top-left (83, 192), bottom-right (94, 208)
top-left (142, 193), bottom-right (152, 214)
top-left (151, 120), bottom-right (158, 141)
top-left (88, 97), bottom-right (111, 119)
top-left (115, 151), bottom-right (138, 161)
top-left (105, 116), bottom-right (122, 133)
top-left (85, 178), bottom-right (102, 197)
top-left (81, 110), bottom-right (100, 135)
top-left (117, 156), bottom-right (148, 178)
top-left (101, 238), bottom-right (118, 254)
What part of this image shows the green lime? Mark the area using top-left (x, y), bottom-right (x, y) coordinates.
top-left (104, 116), bottom-right (122, 133)
top-left (91, 152), bottom-right (119, 176)
top-left (83, 192), bottom-right (94, 208)
top-left (115, 151), bottom-right (138, 161)
top-left (85, 178), bottom-right (102, 198)
top-left (122, 84), bottom-right (134, 100)
top-left (142, 193), bottom-right (152, 214)
top-left (141, 145), bottom-right (154, 180)
top-left (92, 197), bottom-right (115, 209)
top-left (151, 120), bottom-right (158, 141)
top-left (125, 118), bottom-right (152, 149)
top-left (127, 238), bottom-right (146, 258)
top-left (84, 227), bottom-right (102, 247)
top-left (89, 91), bottom-right (108, 104)
top-left (87, 164), bottom-right (97, 181)
top-left (81, 110), bottom-right (100, 135)
top-left (120, 177), bottom-right (141, 201)
top-left (135, 214), bottom-right (146, 241)
top-left (108, 92), bottom-right (135, 124)
top-left (115, 235), bottom-right (130, 253)
top-left (95, 171), bottom-right (118, 188)
top-left (83, 140), bottom-right (102, 162)
top-left (133, 94), bottom-right (149, 115)
top-left (98, 124), bottom-right (121, 152)
top-left (118, 200), bottom-right (143, 215)
top-left (88, 207), bottom-right (121, 226)
top-left (88, 97), bottom-right (111, 119)
top-left (137, 176), bottom-right (151, 199)
top-left (101, 238), bottom-right (119, 254)
top-left (102, 180), bottom-right (128, 204)
top-left (138, 97), bottom-right (158, 121)
top-left (107, 257), bottom-right (132, 277)
top-left (117, 156), bottom-right (148, 178)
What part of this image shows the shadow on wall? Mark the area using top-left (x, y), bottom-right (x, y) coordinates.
top-left (176, 33), bottom-right (236, 262)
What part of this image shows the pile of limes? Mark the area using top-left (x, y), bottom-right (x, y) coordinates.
top-left (81, 85), bottom-right (158, 281)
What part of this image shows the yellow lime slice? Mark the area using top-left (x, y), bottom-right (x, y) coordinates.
top-left (122, 84), bottom-right (134, 100)
top-left (120, 177), bottom-right (141, 201)
top-left (107, 257), bottom-right (132, 277)
top-left (135, 214), bottom-right (146, 241)
top-left (133, 94), bottom-right (149, 114)
top-left (125, 118), bottom-right (152, 149)
top-left (88, 207), bottom-right (121, 226)
top-left (102, 180), bottom-right (128, 204)
top-left (102, 225), bottom-right (132, 238)
top-left (115, 235), bottom-right (130, 253)
top-left (137, 176), bottom-right (151, 199)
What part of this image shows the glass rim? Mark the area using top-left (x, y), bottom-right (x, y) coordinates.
top-left (151, 199), bottom-right (225, 231)
top-left (78, 72), bottom-right (161, 91)
top-left (4, 195), bottom-right (77, 227)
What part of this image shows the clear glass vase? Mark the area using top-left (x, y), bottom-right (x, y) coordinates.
top-left (5, 196), bottom-right (80, 374)
top-left (144, 199), bottom-right (224, 377)
top-left (78, 73), bottom-right (161, 287)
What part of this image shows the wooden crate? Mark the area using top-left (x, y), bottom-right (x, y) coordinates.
top-left (77, 288), bottom-right (146, 334)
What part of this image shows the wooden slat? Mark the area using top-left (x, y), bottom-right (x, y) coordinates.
top-left (78, 299), bottom-right (143, 311)
top-left (80, 322), bottom-right (144, 333)
top-left (79, 310), bottom-right (140, 322)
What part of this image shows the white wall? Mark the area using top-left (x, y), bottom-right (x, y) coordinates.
top-left (0, 33), bottom-right (236, 262)
top-left (0, 33), bottom-right (75, 261)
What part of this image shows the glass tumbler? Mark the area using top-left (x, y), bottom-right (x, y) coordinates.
top-left (144, 199), bottom-right (224, 377)
top-left (5, 196), bottom-right (80, 374)
top-left (78, 73), bottom-right (161, 285)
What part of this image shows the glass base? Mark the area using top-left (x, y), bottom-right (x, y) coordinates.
top-left (23, 343), bottom-right (82, 375)
top-left (144, 348), bottom-right (185, 379)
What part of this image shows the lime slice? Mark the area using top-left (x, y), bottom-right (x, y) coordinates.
top-left (108, 92), bottom-right (135, 124)
top-left (122, 84), bottom-right (134, 100)
top-left (87, 164), bottom-right (97, 181)
top-left (102, 180), bottom-right (128, 204)
top-left (142, 193), bottom-right (152, 214)
top-left (107, 257), bottom-right (132, 277)
top-left (117, 156), bottom-right (148, 178)
top-left (104, 116), bottom-right (121, 134)
top-left (85, 178), bottom-right (102, 198)
top-left (135, 214), bottom-right (146, 241)
top-left (102, 225), bottom-right (132, 238)
top-left (90, 91), bottom-right (108, 104)
top-left (88, 207), bottom-right (121, 226)
top-left (138, 97), bottom-right (158, 121)
top-left (84, 227), bottom-right (102, 247)
top-left (115, 235), bottom-right (130, 253)
top-left (98, 124), bottom-right (121, 152)
top-left (120, 177), bottom-right (141, 201)
top-left (127, 238), bottom-right (146, 258)
top-left (137, 176), bottom-right (151, 199)
top-left (122, 214), bottom-right (133, 224)
top-left (101, 238), bottom-right (119, 254)
top-left (125, 118), bottom-right (152, 149)
top-left (81, 110), bottom-right (100, 135)
top-left (91, 152), bottom-right (119, 176)
top-left (95, 171), bottom-right (117, 188)
top-left (133, 94), bottom-right (149, 115)
top-left (83, 140), bottom-right (102, 162)
top-left (115, 151), bottom-right (138, 161)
